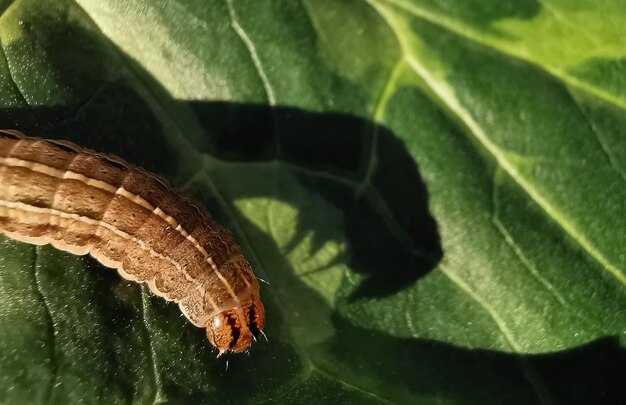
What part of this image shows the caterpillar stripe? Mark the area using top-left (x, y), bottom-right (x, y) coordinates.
top-left (0, 129), bottom-right (264, 355)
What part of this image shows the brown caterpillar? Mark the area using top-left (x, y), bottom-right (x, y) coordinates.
top-left (0, 129), bottom-right (264, 355)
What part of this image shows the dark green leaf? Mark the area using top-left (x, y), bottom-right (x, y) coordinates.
top-left (0, 0), bottom-right (625, 403)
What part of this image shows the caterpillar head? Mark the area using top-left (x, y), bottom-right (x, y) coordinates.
top-left (205, 295), bottom-right (265, 355)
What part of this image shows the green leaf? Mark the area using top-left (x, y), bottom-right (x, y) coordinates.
top-left (0, 0), bottom-right (625, 403)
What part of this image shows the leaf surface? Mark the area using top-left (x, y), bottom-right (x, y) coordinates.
top-left (0, 0), bottom-right (625, 403)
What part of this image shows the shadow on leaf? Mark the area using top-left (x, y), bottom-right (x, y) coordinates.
top-left (188, 101), bottom-right (443, 300)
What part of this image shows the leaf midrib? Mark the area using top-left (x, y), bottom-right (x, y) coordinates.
top-left (32, 247), bottom-right (58, 405)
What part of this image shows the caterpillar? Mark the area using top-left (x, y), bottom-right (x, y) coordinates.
top-left (0, 129), bottom-right (264, 355)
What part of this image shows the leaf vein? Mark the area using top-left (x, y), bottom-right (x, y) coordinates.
top-left (535, 0), bottom-right (601, 46)
top-left (140, 290), bottom-right (166, 405)
top-left (316, 368), bottom-right (399, 405)
top-left (226, 0), bottom-right (276, 106)
top-left (568, 91), bottom-right (626, 185)
top-left (225, 0), bottom-right (282, 159)
top-left (439, 265), bottom-right (553, 405)
top-left (491, 170), bottom-right (611, 335)
top-left (360, 57), bottom-right (404, 192)
top-left (31, 247), bottom-right (58, 405)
